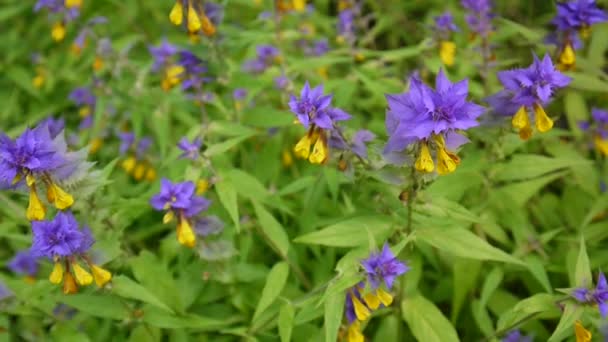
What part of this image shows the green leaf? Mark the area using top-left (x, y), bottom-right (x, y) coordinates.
top-left (215, 178), bottom-right (240, 232)
top-left (497, 294), bottom-right (558, 331)
top-left (494, 171), bottom-right (568, 207)
top-left (416, 227), bottom-right (525, 266)
top-left (498, 18), bottom-right (543, 42)
top-left (60, 294), bottom-right (130, 320)
top-left (402, 294), bottom-right (460, 342)
top-left (294, 215), bottom-right (393, 247)
top-left (141, 307), bottom-right (229, 330)
top-left (452, 258), bottom-right (481, 322)
top-left (564, 91), bottom-right (589, 137)
top-left (574, 236), bottom-right (592, 287)
top-left (112, 275), bottom-right (174, 313)
top-left (278, 303), bottom-right (295, 342)
top-left (494, 154), bottom-right (590, 181)
top-left (253, 262), bottom-right (289, 321)
top-left (242, 106), bottom-right (294, 128)
top-left (226, 169), bottom-right (270, 200)
top-left (547, 303), bottom-right (583, 342)
top-left (324, 290), bottom-right (345, 342)
top-left (252, 201), bottom-right (290, 256)
top-left (566, 71), bottom-right (608, 92)
top-left (524, 255), bottom-right (553, 293)
top-left (204, 134), bottom-right (255, 157)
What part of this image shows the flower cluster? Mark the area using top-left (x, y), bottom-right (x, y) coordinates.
top-left (571, 271), bottom-right (608, 317)
top-left (30, 212), bottom-right (112, 294)
top-left (289, 82), bottom-right (351, 164)
top-left (550, 0), bottom-right (608, 70)
top-left (461, 0), bottom-right (494, 38)
top-left (385, 70), bottom-right (484, 175)
top-left (35, 0), bottom-right (83, 42)
top-left (118, 133), bottom-right (156, 182)
top-left (7, 250), bottom-right (40, 279)
top-left (580, 108), bottom-right (608, 156)
top-left (433, 11), bottom-right (458, 67)
top-left (177, 137), bottom-right (203, 161)
top-left (336, 2), bottom-right (358, 47)
top-left (343, 244), bottom-right (409, 342)
top-left (69, 86), bottom-right (97, 130)
top-left (487, 54), bottom-right (571, 140)
top-left (243, 45), bottom-right (281, 74)
top-left (169, 0), bottom-right (220, 37)
top-left (150, 178), bottom-right (215, 248)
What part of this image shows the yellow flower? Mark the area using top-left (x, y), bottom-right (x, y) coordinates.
top-left (439, 41), bottom-right (456, 67)
top-left (169, 1), bottom-right (183, 26)
top-left (414, 142), bottom-right (434, 173)
top-left (575, 321), bottom-right (591, 342)
top-left (51, 22), bottom-right (66, 42)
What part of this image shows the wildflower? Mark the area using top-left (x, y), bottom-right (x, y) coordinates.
top-left (178, 50), bottom-right (210, 91)
top-left (30, 212), bottom-right (112, 294)
top-left (433, 12), bottom-right (458, 67)
top-left (35, 0), bottom-right (80, 42)
top-left (42, 117), bottom-right (66, 139)
top-left (149, 40), bottom-right (179, 72)
top-left (233, 88), bottom-right (248, 110)
top-left (274, 75), bottom-right (290, 90)
top-left (385, 70), bottom-right (484, 174)
top-left (118, 134), bottom-right (156, 182)
top-left (350, 130), bottom-right (375, 159)
top-left (575, 321), bottom-right (592, 342)
top-left (361, 243), bottom-right (409, 290)
top-left (579, 108), bottom-right (608, 156)
top-left (487, 54), bottom-right (571, 140)
top-left (461, 0), bottom-right (494, 38)
top-left (0, 281), bottom-right (12, 301)
top-left (150, 178), bottom-right (211, 248)
top-left (8, 250), bottom-right (40, 278)
top-left (502, 330), bottom-right (533, 342)
top-left (337, 8), bottom-right (356, 46)
top-left (169, 0), bottom-right (217, 37)
top-left (0, 124), bottom-right (79, 220)
top-left (70, 16), bottom-right (108, 56)
top-left (289, 82), bottom-right (351, 164)
top-left (177, 137), bottom-right (202, 160)
top-left (93, 38), bottom-right (113, 72)
top-left (243, 45), bottom-right (281, 74)
top-left (572, 271), bottom-right (608, 317)
top-left (69, 87), bottom-right (96, 130)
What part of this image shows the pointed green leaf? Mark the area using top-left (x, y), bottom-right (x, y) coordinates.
top-left (402, 294), bottom-right (460, 342)
top-left (294, 215), bottom-right (392, 247)
top-left (253, 262), bottom-right (289, 321)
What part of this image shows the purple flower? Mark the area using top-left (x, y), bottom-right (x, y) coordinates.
top-left (69, 87), bottom-right (96, 108)
top-left (344, 286), bottom-right (366, 323)
top-left (434, 11), bottom-right (459, 33)
top-left (30, 212), bottom-right (94, 259)
top-left (118, 132), bottom-right (135, 155)
top-left (351, 130), bottom-right (375, 159)
top-left (41, 116), bottom-right (65, 139)
top-left (289, 82), bottom-right (350, 129)
top-left (461, 0), bottom-right (494, 37)
top-left (136, 137), bottom-right (152, 160)
top-left (502, 330), bottom-right (533, 342)
top-left (150, 178), bottom-right (210, 217)
top-left (8, 250), bottom-right (40, 277)
top-left (193, 215), bottom-right (224, 236)
top-left (572, 272), bottom-right (608, 317)
top-left (274, 75), bottom-right (289, 89)
top-left (552, 0), bottom-right (608, 31)
top-left (233, 88), bottom-right (248, 100)
top-left (0, 281), bottom-right (12, 301)
top-left (311, 39), bottom-right (330, 56)
top-left (361, 244), bottom-right (409, 290)
top-left (204, 2), bottom-right (223, 26)
top-left (337, 9), bottom-right (356, 44)
top-left (149, 40), bottom-right (179, 72)
top-left (177, 137), bottom-right (202, 160)
top-left (242, 45), bottom-right (280, 74)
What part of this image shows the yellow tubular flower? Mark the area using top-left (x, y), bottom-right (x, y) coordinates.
top-left (65, 0), bottom-right (82, 9)
top-left (362, 292), bottom-right (381, 310)
top-left (162, 65), bottom-right (185, 91)
top-left (309, 135), bottom-right (329, 164)
top-left (145, 168), bottom-right (157, 182)
top-left (575, 321), bottom-right (591, 342)
top-left (559, 43), bottom-right (576, 68)
top-left (163, 211), bottom-right (175, 224)
top-left (27, 185), bottom-right (47, 221)
top-left (90, 264), bottom-right (112, 287)
top-left (169, 1), bottom-right (184, 25)
top-left (347, 321), bottom-right (364, 342)
top-left (63, 272), bottom-right (79, 294)
top-left (196, 179), bottom-right (209, 195)
top-left (294, 133), bottom-right (314, 159)
top-left (439, 41), bottom-right (456, 67)
top-left (533, 103), bottom-right (553, 133)
top-left (282, 150), bottom-right (294, 167)
top-left (93, 56), bottom-right (104, 71)
top-left (177, 217), bottom-right (196, 248)
top-left (376, 288), bottom-right (393, 306)
top-left (512, 105), bottom-right (533, 140)
top-left (351, 295), bottom-right (371, 321)
top-left (201, 15), bottom-right (216, 37)
top-left (49, 262), bottom-right (64, 284)
top-left (594, 135), bottom-right (608, 156)
top-left (187, 1), bottom-right (202, 33)
top-left (46, 182), bottom-right (74, 210)
top-left (121, 156), bottom-right (137, 174)
top-left (89, 138), bottom-right (103, 154)
top-left (414, 142), bottom-right (434, 173)
top-left (72, 263), bottom-right (93, 286)
top-left (437, 147), bottom-right (459, 175)
top-left (51, 22), bottom-right (66, 42)
top-left (292, 0), bottom-right (306, 12)
top-left (133, 163), bottom-right (146, 181)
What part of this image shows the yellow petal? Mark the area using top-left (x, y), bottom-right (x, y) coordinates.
top-left (437, 147), bottom-right (458, 175)
top-left (352, 296), bottom-right (370, 321)
top-left (163, 211), bottom-right (175, 224)
top-left (72, 263), bottom-right (93, 286)
top-left (12, 173), bottom-right (22, 185)
top-left (309, 136), bottom-right (328, 164)
top-left (169, 1), bottom-right (183, 25)
top-left (49, 262), bottom-right (64, 284)
top-left (187, 2), bottom-right (202, 32)
top-left (534, 103), bottom-right (553, 133)
top-left (27, 187), bottom-right (46, 221)
top-left (26, 174), bottom-right (36, 187)
top-left (51, 22), bottom-right (66, 42)
top-left (121, 156), bottom-right (137, 174)
top-left (414, 142), bottom-right (435, 173)
top-left (594, 135), bottom-right (608, 156)
top-left (133, 163), bottom-right (146, 181)
top-left (177, 218), bottom-right (196, 248)
top-left (62, 272), bottom-right (79, 294)
top-left (282, 150), bottom-right (293, 167)
top-left (292, 0), bottom-right (306, 11)
top-left (511, 105), bottom-right (530, 130)
top-left (89, 138), bottom-right (103, 154)
top-left (347, 321), bottom-right (365, 342)
top-left (47, 182), bottom-right (74, 210)
top-left (33, 75), bottom-right (45, 88)
top-left (439, 41), bottom-right (456, 67)
top-left (145, 167), bottom-right (157, 182)
top-left (575, 321), bottom-right (592, 342)
top-left (201, 15), bottom-right (216, 37)
top-left (559, 43), bottom-right (576, 67)
top-left (64, 0), bottom-right (82, 8)
top-left (519, 126), bottom-right (533, 140)
top-left (579, 25), bottom-right (591, 40)
top-left (93, 56), bottom-right (104, 71)
top-left (196, 179), bottom-right (209, 195)
top-left (294, 133), bottom-right (313, 159)
top-left (79, 106), bottom-right (91, 117)
top-left (376, 288), bottom-right (393, 306)
top-left (91, 264), bottom-right (112, 287)
top-left (362, 292), bottom-right (381, 310)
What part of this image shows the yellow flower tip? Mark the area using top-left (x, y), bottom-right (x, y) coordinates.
top-left (79, 106), bottom-right (91, 118)
top-left (338, 0), bottom-right (351, 11)
top-left (187, 3), bottom-right (202, 33)
top-left (282, 150), bottom-right (294, 167)
top-left (575, 321), bottom-right (592, 342)
top-left (594, 135), bottom-right (608, 156)
top-left (62, 272), bottom-right (79, 294)
top-left (177, 218), bottom-right (196, 248)
top-left (362, 292), bottom-right (381, 310)
top-left (188, 31), bottom-right (201, 44)
top-left (33, 75), bottom-right (45, 89)
top-left (533, 103), bottom-right (553, 133)
top-left (196, 179), bottom-right (209, 195)
top-left (133, 163), bottom-right (146, 181)
top-left (49, 262), bottom-right (64, 284)
top-left (169, 1), bottom-right (183, 26)
top-left (89, 138), bottom-right (103, 154)
top-left (519, 126), bottom-right (533, 140)
top-left (511, 106), bottom-right (530, 130)
top-left (91, 264), bottom-right (112, 287)
top-left (309, 136), bottom-right (329, 164)
top-left (46, 182), bottom-right (74, 210)
top-left (51, 22), bottom-right (66, 42)
top-left (12, 173), bottom-right (22, 185)
top-left (71, 43), bottom-right (83, 55)
top-left (163, 65), bottom-right (185, 90)
top-left (414, 142), bottom-right (435, 173)
top-left (121, 156), bottom-right (137, 174)
top-left (163, 210), bottom-right (175, 224)
top-left (352, 295), bottom-right (371, 321)
top-left (376, 288), bottom-right (393, 306)
top-left (294, 133), bottom-right (314, 159)
top-left (292, 0), bottom-right (306, 12)
top-left (439, 41), bottom-right (456, 67)
top-left (27, 188), bottom-right (47, 221)
top-left (336, 35), bottom-right (345, 45)
top-left (201, 15), bottom-right (216, 37)
top-left (64, 0), bottom-right (82, 9)
top-left (93, 56), bottom-right (104, 71)
top-left (437, 147), bottom-right (458, 175)
top-left (347, 321), bottom-right (365, 342)
top-left (145, 167), bottom-right (157, 182)
top-left (72, 263), bottom-right (93, 286)
top-left (559, 43), bottom-right (576, 68)
top-left (26, 174), bottom-right (36, 187)
top-left (317, 67), bottom-right (329, 80)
